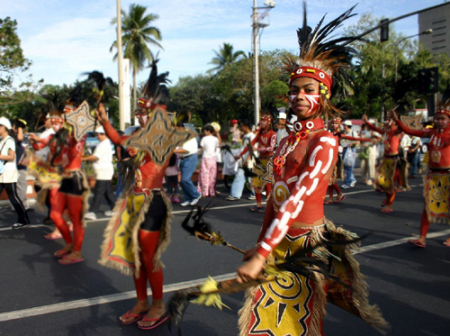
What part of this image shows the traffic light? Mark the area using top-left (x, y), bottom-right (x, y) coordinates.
top-left (380, 19), bottom-right (389, 42)
top-left (418, 67), bottom-right (439, 94)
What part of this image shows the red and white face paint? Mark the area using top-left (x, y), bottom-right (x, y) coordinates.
top-left (51, 118), bottom-right (63, 132)
top-left (290, 93), bottom-right (320, 116)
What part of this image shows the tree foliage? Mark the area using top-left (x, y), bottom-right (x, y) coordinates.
top-left (169, 49), bottom-right (289, 126)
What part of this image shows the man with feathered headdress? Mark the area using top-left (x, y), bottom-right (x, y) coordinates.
top-left (236, 4), bottom-right (388, 335)
top-left (96, 60), bottom-right (196, 330)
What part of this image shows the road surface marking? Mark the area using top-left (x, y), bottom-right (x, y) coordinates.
top-left (0, 225), bottom-right (448, 323)
top-left (0, 184), bottom-right (423, 231)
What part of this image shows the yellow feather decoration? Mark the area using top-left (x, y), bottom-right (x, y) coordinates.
top-left (191, 276), bottom-right (230, 310)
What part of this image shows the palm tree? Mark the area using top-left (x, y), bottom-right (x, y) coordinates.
top-left (208, 43), bottom-right (246, 74)
top-left (110, 3), bottom-right (163, 110)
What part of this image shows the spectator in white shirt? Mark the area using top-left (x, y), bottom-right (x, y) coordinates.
top-left (197, 125), bottom-right (219, 197)
top-left (174, 124), bottom-right (202, 206)
top-left (83, 126), bottom-right (116, 220)
top-left (0, 117), bottom-right (30, 228)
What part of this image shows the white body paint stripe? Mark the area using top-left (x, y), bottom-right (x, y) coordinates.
top-left (322, 148), bottom-right (334, 174)
top-left (306, 178), bottom-right (319, 196)
top-left (309, 146), bottom-right (323, 166)
top-left (320, 136), bottom-right (336, 146)
top-left (310, 160), bottom-right (323, 178)
top-left (287, 176), bottom-right (298, 184)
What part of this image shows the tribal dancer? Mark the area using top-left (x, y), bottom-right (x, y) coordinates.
top-left (363, 114), bottom-right (410, 213)
top-left (392, 107), bottom-right (450, 248)
top-left (237, 5), bottom-right (388, 335)
top-left (325, 117), bottom-right (374, 204)
top-left (235, 114), bottom-right (277, 212)
top-left (28, 113), bottom-right (73, 239)
top-left (97, 62), bottom-right (194, 330)
top-left (48, 92), bottom-right (90, 265)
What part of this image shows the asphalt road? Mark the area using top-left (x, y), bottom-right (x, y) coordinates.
top-left (0, 176), bottom-right (449, 336)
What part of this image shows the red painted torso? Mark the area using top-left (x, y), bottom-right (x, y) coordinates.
top-left (258, 130), bottom-right (277, 158)
top-left (271, 130), bottom-right (338, 225)
top-left (52, 135), bottom-right (86, 171)
top-left (382, 128), bottom-right (401, 156)
top-left (427, 128), bottom-right (450, 169)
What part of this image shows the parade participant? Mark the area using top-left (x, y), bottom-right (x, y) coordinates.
top-left (363, 114), bottom-right (410, 213)
top-left (28, 112), bottom-right (74, 240)
top-left (47, 90), bottom-right (91, 264)
top-left (98, 61), bottom-right (195, 330)
top-left (326, 117), bottom-right (372, 204)
top-left (236, 5), bottom-right (387, 335)
top-left (235, 114), bottom-right (276, 212)
top-left (392, 108), bottom-right (450, 248)
top-left (0, 117), bottom-right (30, 229)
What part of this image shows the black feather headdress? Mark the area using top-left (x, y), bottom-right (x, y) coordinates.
top-left (83, 71), bottom-right (114, 104)
top-left (137, 58), bottom-right (171, 111)
top-left (283, 2), bottom-right (360, 118)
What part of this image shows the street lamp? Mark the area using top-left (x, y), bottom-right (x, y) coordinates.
top-left (251, 0), bottom-right (275, 126)
top-left (395, 29), bottom-right (433, 82)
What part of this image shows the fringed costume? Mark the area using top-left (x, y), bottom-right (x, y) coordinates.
top-left (365, 120), bottom-right (410, 212)
top-left (237, 115), bottom-right (277, 211)
top-left (396, 107), bottom-right (450, 247)
top-left (237, 4), bottom-right (388, 335)
top-left (98, 60), bottom-right (196, 329)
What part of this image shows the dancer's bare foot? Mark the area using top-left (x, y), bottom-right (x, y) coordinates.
top-left (119, 300), bottom-right (151, 324)
top-left (380, 206), bottom-right (393, 213)
top-left (443, 237), bottom-right (450, 247)
top-left (58, 251), bottom-right (84, 264)
top-left (137, 300), bottom-right (166, 328)
top-left (408, 238), bottom-right (426, 248)
top-left (54, 244), bottom-right (73, 258)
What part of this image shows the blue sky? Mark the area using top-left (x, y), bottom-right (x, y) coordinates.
top-left (3, 0), bottom-right (445, 88)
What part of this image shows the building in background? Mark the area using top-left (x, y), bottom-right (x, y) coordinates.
top-left (419, 2), bottom-right (450, 57)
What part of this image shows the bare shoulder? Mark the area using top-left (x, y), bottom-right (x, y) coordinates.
top-left (311, 130), bottom-right (338, 148)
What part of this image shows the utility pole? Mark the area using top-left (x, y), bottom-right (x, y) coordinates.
top-left (251, 0), bottom-right (275, 126)
top-left (117, 0), bottom-right (125, 130)
top-left (252, 0), bottom-right (260, 127)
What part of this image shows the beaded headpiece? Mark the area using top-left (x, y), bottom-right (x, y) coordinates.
top-left (283, 2), bottom-right (359, 117)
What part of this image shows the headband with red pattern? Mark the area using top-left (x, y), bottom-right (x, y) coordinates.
top-left (289, 66), bottom-right (332, 98)
top-left (436, 109), bottom-right (450, 117)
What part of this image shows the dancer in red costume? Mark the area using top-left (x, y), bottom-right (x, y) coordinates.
top-left (236, 5), bottom-right (387, 335)
top-left (29, 114), bottom-right (74, 239)
top-left (325, 117), bottom-right (373, 204)
top-left (49, 97), bottom-right (89, 265)
top-left (392, 108), bottom-right (450, 248)
top-left (363, 114), bottom-right (409, 212)
top-left (97, 62), bottom-right (189, 330)
top-left (235, 115), bottom-right (276, 212)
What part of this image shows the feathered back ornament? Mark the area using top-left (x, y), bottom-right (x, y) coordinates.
top-left (83, 71), bottom-right (114, 104)
top-left (283, 2), bottom-right (359, 118)
top-left (63, 85), bottom-right (83, 113)
top-left (137, 58), bottom-right (171, 111)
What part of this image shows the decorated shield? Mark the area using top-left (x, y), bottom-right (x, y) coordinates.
top-left (123, 106), bottom-right (196, 165)
top-left (400, 114), bottom-right (423, 131)
top-left (65, 101), bottom-right (95, 141)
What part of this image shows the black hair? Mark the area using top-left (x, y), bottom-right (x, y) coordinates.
top-left (204, 125), bottom-right (215, 134)
top-left (241, 119), bottom-right (251, 129)
top-left (14, 119), bottom-right (27, 129)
